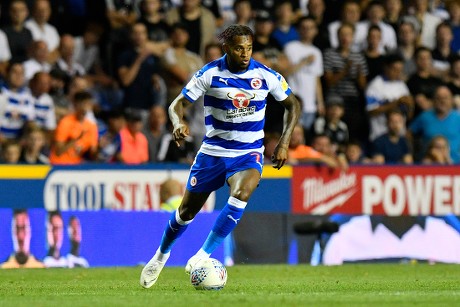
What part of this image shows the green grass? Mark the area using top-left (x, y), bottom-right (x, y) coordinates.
top-left (1, 264), bottom-right (460, 307)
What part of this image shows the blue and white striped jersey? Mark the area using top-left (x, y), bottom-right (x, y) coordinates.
top-left (182, 55), bottom-right (291, 157)
top-left (0, 85), bottom-right (35, 139)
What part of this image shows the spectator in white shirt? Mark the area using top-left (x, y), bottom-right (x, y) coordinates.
top-left (0, 29), bottom-right (12, 78)
top-left (23, 40), bottom-right (51, 82)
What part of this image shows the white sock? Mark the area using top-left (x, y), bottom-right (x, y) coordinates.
top-left (154, 247), bottom-right (170, 262)
top-left (195, 248), bottom-right (211, 259)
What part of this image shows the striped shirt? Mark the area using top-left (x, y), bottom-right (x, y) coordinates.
top-left (0, 85), bottom-right (34, 139)
top-left (323, 48), bottom-right (368, 99)
top-left (33, 93), bottom-right (56, 130)
top-left (182, 55), bottom-right (291, 157)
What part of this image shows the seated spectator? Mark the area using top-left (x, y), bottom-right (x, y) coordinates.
top-left (142, 105), bottom-right (167, 162)
top-left (366, 53), bottom-right (413, 141)
top-left (345, 140), bottom-right (371, 164)
top-left (0, 29), bottom-right (12, 78)
top-left (98, 109), bottom-right (124, 163)
top-left (3, 0), bottom-right (33, 64)
top-left (29, 72), bottom-right (56, 140)
top-left (395, 17), bottom-right (420, 80)
top-left (157, 121), bottom-right (196, 165)
top-left (0, 62), bottom-right (35, 142)
top-left (1, 140), bottom-right (21, 164)
top-left (446, 55), bottom-right (460, 108)
top-left (431, 22), bottom-right (456, 79)
top-left (311, 133), bottom-right (348, 170)
top-left (449, 1), bottom-right (460, 53)
top-left (49, 91), bottom-right (98, 165)
top-left (364, 25), bottom-right (385, 83)
top-left (159, 178), bottom-right (183, 212)
top-left (53, 34), bottom-right (86, 79)
top-left (19, 126), bottom-right (49, 164)
top-left (312, 94), bottom-right (349, 154)
top-left (138, 0), bottom-right (170, 42)
top-left (48, 68), bottom-right (70, 122)
top-left (409, 85), bottom-right (460, 163)
top-left (407, 47), bottom-right (445, 118)
top-left (288, 125), bottom-right (339, 168)
top-left (116, 108), bottom-right (148, 164)
top-left (422, 135), bottom-right (453, 165)
top-left (25, 0), bottom-right (60, 63)
top-left (23, 40), bottom-right (51, 82)
top-left (371, 110), bottom-right (413, 164)
top-left (270, 1), bottom-right (299, 49)
top-left (408, 0), bottom-right (442, 50)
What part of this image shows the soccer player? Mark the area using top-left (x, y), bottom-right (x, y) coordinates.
top-left (140, 24), bottom-right (301, 288)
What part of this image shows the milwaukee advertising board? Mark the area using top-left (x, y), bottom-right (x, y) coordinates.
top-left (292, 165), bottom-right (460, 216)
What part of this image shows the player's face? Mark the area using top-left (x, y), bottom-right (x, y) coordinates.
top-left (224, 35), bottom-right (253, 72)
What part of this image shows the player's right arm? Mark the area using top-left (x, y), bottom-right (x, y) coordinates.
top-left (168, 93), bottom-right (193, 147)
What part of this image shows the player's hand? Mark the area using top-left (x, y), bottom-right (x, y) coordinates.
top-left (172, 123), bottom-right (189, 147)
top-left (271, 145), bottom-right (288, 170)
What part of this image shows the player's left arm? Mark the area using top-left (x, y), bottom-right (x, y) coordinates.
top-left (168, 93), bottom-right (193, 147)
top-left (272, 92), bottom-right (301, 169)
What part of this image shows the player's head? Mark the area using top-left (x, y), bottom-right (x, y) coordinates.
top-left (218, 25), bottom-right (254, 72)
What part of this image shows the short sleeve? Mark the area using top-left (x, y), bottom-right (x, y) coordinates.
top-left (181, 68), bottom-right (209, 102)
top-left (266, 69), bottom-right (291, 102)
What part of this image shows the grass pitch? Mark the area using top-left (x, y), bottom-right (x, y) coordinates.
top-left (1, 264), bottom-right (459, 307)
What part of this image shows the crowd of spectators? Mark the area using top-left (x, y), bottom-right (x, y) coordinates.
top-left (0, 0), bottom-right (460, 167)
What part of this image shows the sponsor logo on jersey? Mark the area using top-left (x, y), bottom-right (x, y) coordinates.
top-left (250, 78), bottom-right (262, 89)
top-left (227, 92), bottom-right (255, 109)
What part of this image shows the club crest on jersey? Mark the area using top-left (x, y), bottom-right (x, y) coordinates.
top-left (227, 92), bottom-right (256, 109)
top-left (250, 78), bottom-right (262, 90)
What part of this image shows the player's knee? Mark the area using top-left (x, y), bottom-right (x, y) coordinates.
top-left (230, 189), bottom-right (251, 202)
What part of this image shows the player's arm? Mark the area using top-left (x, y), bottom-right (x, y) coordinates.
top-left (168, 93), bottom-right (193, 147)
top-left (272, 92), bottom-right (301, 169)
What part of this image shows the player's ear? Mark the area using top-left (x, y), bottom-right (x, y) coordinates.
top-left (222, 43), bottom-right (229, 54)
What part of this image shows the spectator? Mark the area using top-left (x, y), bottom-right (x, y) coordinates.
top-left (138, 0), bottom-right (170, 42)
top-left (328, 0), bottom-right (367, 52)
top-left (228, 0), bottom-right (254, 30)
top-left (159, 178), bottom-right (183, 212)
top-left (161, 23), bottom-right (203, 104)
top-left (0, 62), bottom-right (34, 142)
top-left (29, 71), bottom-right (56, 137)
top-left (422, 135), bottom-right (453, 164)
top-left (1, 210), bottom-right (45, 268)
top-left (364, 25), bottom-right (385, 82)
top-left (23, 40), bottom-right (51, 82)
top-left (117, 22), bottom-right (166, 113)
top-left (358, 0), bottom-right (397, 53)
top-left (157, 121), bottom-right (195, 165)
top-left (431, 22), bottom-right (456, 79)
top-left (345, 140), bottom-right (371, 164)
top-left (3, 0), bottom-right (33, 64)
top-left (49, 91), bottom-right (98, 165)
top-left (48, 68), bottom-right (70, 122)
top-left (0, 29), bottom-right (12, 78)
top-left (25, 0), bottom-right (60, 63)
top-left (446, 55), bottom-right (460, 108)
top-left (270, 1), bottom-right (299, 49)
top-left (366, 53), bottom-right (414, 141)
top-left (323, 22), bottom-right (369, 145)
top-left (288, 124), bottom-right (339, 168)
top-left (98, 109), bottom-right (124, 163)
top-left (19, 126), bottom-right (49, 164)
top-left (406, 46), bottom-right (444, 118)
top-left (142, 105), bottom-right (167, 162)
top-left (383, 0), bottom-right (405, 33)
top-left (409, 85), bottom-right (460, 163)
top-left (117, 108), bottom-right (148, 164)
top-left (307, 0), bottom-right (330, 50)
top-left (448, 1), bottom-right (460, 52)
top-left (203, 42), bottom-right (223, 64)
top-left (165, 0), bottom-right (216, 57)
top-left (1, 140), bottom-right (21, 163)
top-left (409, 0), bottom-right (442, 50)
top-left (73, 23), bottom-right (104, 73)
top-left (371, 109), bottom-right (413, 164)
top-left (53, 34), bottom-right (86, 79)
top-left (395, 17), bottom-right (420, 80)
top-left (284, 16), bottom-right (324, 132)
top-left (312, 94), bottom-right (349, 154)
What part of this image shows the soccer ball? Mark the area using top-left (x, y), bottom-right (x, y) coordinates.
top-left (190, 258), bottom-right (227, 290)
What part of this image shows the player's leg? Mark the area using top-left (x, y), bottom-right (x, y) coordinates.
top-left (186, 153), bottom-right (262, 272)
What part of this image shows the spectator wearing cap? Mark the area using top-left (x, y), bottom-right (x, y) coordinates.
top-left (49, 91), bottom-right (98, 165)
top-left (117, 108), bottom-right (148, 164)
top-left (312, 94), bottom-right (349, 154)
top-left (366, 53), bottom-right (413, 141)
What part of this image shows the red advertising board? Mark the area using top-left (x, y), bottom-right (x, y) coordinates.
top-left (292, 165), bottom-right (460, 216)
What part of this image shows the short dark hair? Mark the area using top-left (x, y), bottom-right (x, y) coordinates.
top-left (73, 91), bottom-right (93, 103)
top-left (383, 53), bottom-right (404, 66)
top-left (217, 24), bottom-right (254, 44)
